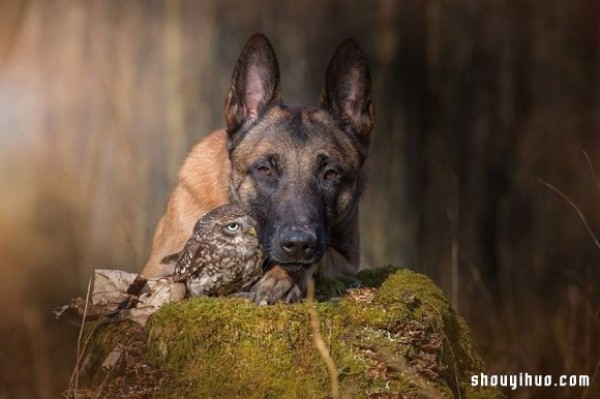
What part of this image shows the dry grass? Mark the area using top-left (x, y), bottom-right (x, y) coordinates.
top-left (306, 278), bottom-right (341, 399)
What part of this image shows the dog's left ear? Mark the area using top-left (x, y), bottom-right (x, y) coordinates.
top-left (320, 39), bottom-right (373, 146)
top-left (225, 34), bottom-right (281, 135)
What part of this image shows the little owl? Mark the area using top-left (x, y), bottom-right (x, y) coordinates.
top-left (170, 204), bottom-right (265, 297)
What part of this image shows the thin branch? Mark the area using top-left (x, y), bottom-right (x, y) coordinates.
top-left (581, 360), bottom-right (600, 399)
top-left (443, 332), bottom-right (462, 399)
top-left (69, 277), bottom-right (92, 395)
top-left (582, 150), bottom-right (600, 190)
top-left (91, 344), bottom-right (125, 399)
top-left (538, 179), bottom-right (600, 251)
top-left (307, 278), bottom-right (340, 399)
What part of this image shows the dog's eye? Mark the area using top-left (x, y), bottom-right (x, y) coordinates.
top-left (257, 165), bottom-right (272, 176)
top-left (323, 170), bottom-right (338, 180)
top-left (226, 222), bottom-right (240, 232)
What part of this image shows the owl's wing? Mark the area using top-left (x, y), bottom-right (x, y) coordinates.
top-left (173, 234), bottom-right (209, 281)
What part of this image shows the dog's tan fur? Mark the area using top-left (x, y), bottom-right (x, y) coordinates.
top-left (142, 129), bottom-right (230, 277)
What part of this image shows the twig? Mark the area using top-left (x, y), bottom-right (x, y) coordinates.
top-left (538, 179), bottom-right (600, 251)
top-left (582, 151), bottom-right (600, 189)
top-left (442, 332), bottom-right (462, 399)
top-left (307, 278), bottom-right (340, 399)
top-left (426, 303), bottom-right (461, 399)
top-left (91, 344), bottom-right (126, 399)
top-left (69, 277), bottom-right (92, 395)
top-left (581, 360), bottom-right (600, 399)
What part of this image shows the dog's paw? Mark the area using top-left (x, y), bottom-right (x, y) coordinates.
top-left (249, 265), bottom-right (307, 305)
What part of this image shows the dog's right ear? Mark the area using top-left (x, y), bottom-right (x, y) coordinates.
top-left (225, 34), bottom-right (281, 135)
top-left (320, 39), bottom-right (373, 148)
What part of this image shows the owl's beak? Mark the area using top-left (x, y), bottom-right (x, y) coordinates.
top-left (247, 226), bottom-right (257, 237)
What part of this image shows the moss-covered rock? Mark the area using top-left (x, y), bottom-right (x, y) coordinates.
top-left (142, 267), bottom-right (502, 398)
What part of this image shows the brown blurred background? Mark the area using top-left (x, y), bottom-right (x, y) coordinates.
top-left (0, 1), bottom-right (598, 398)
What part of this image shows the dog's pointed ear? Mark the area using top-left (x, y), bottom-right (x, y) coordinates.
top-left (225, 34), bottom-right (281, 135)
top-left (320, 39), bottom-right (373, 146)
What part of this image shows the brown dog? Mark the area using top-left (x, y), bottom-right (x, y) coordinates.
top-left (141, 34), bottom-right (373, 303)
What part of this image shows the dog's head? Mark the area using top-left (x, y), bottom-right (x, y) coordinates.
top-left (225, 34), bottom-right (373, 267)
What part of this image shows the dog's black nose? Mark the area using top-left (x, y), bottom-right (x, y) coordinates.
top-left (279, 228), bottom-right (317, 260)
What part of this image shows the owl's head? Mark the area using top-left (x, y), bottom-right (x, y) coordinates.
top-left (194, 204), bottom-right (259, 242)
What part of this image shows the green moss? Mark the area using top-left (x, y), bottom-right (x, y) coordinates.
top-left (314, 266), bottom-right (401, 300)
top-left (366, 269), bottom-right (503, 399)
top-left (82, 268), bottom-right (504, 398)
top-left (352, 265), bottom-right (402, 288)
top-left (145, 268), bottom-right (503, 398)
top-left (147, 298), bottom-right (367, 398)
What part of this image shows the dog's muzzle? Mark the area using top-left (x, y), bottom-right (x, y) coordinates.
top-left (271, 225), bottom-right (324, 264)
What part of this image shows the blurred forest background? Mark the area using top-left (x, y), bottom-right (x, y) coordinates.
top-left (0, 1), bottom-right (598, 398)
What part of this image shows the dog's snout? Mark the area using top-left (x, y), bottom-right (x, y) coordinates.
top-left (279, 228), bottom-right (317, 260)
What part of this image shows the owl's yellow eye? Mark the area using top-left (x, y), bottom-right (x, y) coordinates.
top-left (226, 222), bottom-right (240, 232)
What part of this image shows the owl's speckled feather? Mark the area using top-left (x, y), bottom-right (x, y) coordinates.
top-left (172, 204), bottom-right (265, 297)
